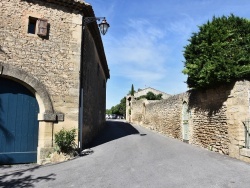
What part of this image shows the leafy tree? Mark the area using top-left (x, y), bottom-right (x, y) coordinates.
top-left (106, 109), bottom-right (112, 114)
top-left (183, 14), bottom-right (250, 89)
top-left (107, 97), bottom-right (126, 116)
top-left (146, 91), bottom-right (155, 100)
top-left (155, 94), bottom-right (163, 100)
top-left (137, 92), bottom-right (162, 100)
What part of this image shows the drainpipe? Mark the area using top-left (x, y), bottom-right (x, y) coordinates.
top-left (78, 14), bottom-right (85, 151)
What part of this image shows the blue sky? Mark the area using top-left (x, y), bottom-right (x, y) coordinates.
top-left (86, 0), bottom-right (250, 109)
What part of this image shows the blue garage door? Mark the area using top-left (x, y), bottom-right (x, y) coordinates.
top-left (0, 77), bottom-right (39, 164)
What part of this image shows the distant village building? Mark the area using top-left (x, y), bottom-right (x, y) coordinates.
top-left (126, 87), bottom-right (170, 121)
top-left (0, 0), bottom-right (109, 164)
top-left (134, 87), bottom-right (171, 99)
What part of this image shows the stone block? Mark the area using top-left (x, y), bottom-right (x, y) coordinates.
top-left (56, 113), bottom-right (64, 121)
top-left (240, 148), bottom-right (250, 158)
top-left (38, 113), bottom-right (57, 121)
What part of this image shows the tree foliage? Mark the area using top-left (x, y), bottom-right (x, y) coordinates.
top-left (183, 14), bottom-right (250, 89)
top-left (107, 97), bottom-right (126, 116)
top-left (137, 92), bottom-right (162, 100)
top-left (131, 84), bottom-right (135, 96)
top-left (55, 128), bottom-right (77, 154)
top-left (128, 84), bottom-right (135, 96)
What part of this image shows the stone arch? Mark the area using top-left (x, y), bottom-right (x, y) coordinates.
top-left (0, 63), bottom-right (55, 120)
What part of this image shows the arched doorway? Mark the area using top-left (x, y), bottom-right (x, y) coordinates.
top-left (0, 77), bottom-right (39, 164)
top-left (182, 102), bottom-right (189, 143)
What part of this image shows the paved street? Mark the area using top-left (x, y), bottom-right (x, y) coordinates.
top-left (1, 120), bottom-right (250, 188)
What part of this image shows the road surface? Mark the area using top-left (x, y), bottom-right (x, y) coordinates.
top-left (1, 120), bottom-right (250, 188)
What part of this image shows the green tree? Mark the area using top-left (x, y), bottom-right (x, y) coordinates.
top-left (107, 97), bottom-right (126, 116)
top-left (106, 109), bottom-right (112, 114)
top-left (137, 92), bottom-right (162, 100)
top-left (183, 14), bottom-right (250, 89)
top-left (130, 84), bottom-right (135, 96)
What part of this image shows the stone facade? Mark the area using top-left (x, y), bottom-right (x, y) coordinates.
top-left (134, 87), bottom-right (171, 99)
top-left (126, 87), bottom-right (171, 121)
top-left (0, 0), bottom-right (109, 164)
top-left (128, 81), bottom-right (250, 163)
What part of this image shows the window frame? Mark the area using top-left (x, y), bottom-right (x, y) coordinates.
top-left (27, 16), bottom-right (48, 37)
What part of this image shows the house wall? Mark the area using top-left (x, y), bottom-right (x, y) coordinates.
top-left (81, 28), bottom-right (107, 146)
top-left (0, 0), bottom-right (82, 163)
top-left (0, 0), bottom-right (108, 163)
top-left (134, 87), bottom-right (171, 99)
top-left (129, 81), bottom-right (250, 163)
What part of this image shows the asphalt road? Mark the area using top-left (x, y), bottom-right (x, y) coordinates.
top-left (1, 120), bottom-right (250, 188)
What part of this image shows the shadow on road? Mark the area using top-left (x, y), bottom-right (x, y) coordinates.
top-left (89, 120), bottom-right (141, 148)
top-left (0, 165), bottom-right (55, 187)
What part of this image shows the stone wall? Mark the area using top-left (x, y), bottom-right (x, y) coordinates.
top-left (129, 81), bottom-right (250, 163)
top-left (81, 28), bottom-right (107, 145)
top-left (131, 94), bottom-right (184, 139)
top-left (134, 87), bottom-right (171, 99)
top-left (0, 0), bottom-right (108, 163)
top-left (0, 0), bottom-right (82, 126)
top-left (188, 84), bottom-right (233, 155)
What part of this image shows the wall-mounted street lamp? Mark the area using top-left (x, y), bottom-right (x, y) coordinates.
top-left (83, 17), bottom-right (110, 35)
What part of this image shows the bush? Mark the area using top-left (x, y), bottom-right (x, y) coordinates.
top-left (54, 128), bottom-right (77, 154)
top-left (137, 92), bottom-right (162, 100)
top-left (183, 14), bottom-right (250, 89)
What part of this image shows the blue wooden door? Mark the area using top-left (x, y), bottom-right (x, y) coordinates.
top-left (0, 77), bottom-right (39, 164)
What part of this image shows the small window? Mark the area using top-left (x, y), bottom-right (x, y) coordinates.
top-left (28, 17), bottom-right (48, 36)
top-left (28, 17), bottom-right (37, 34)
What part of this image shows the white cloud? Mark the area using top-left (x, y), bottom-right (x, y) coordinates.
top-left (105, 18), bottom-right (170, 84)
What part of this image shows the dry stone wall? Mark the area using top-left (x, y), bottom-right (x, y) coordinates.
top-left (132, 94), bottom-right (184, 139)
top-left (129, 81), bottom-right (250, 163)
top-left (188, 84), bottom-right (232, 155)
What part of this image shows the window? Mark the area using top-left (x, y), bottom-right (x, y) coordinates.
top-left (28, 16), bottom-right (48, 36)
top-left (28, 17), bottom-right (37, 34)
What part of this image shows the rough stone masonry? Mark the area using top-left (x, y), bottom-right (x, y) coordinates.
top-left (129, 81), bottom-right (250, 163)
top-left (0, 0), bottom-right (109, 164)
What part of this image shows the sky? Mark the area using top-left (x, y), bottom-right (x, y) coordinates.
top-left (86, 0), bottom-right (250, 109)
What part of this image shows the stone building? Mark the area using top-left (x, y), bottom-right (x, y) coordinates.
top-left (129, 81), bottom-right (250, 163)
top-left (134, 87), bottom-right (171, 100)
top-left (0, 0), bottom-right (109, 164)
top-left (126, 87), bottom-right (170, 121)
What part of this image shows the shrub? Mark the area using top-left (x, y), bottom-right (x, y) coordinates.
top-left (54, 128), bottom-right (77, 154)
top-left (137, 92), bottom-right (163, 100)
